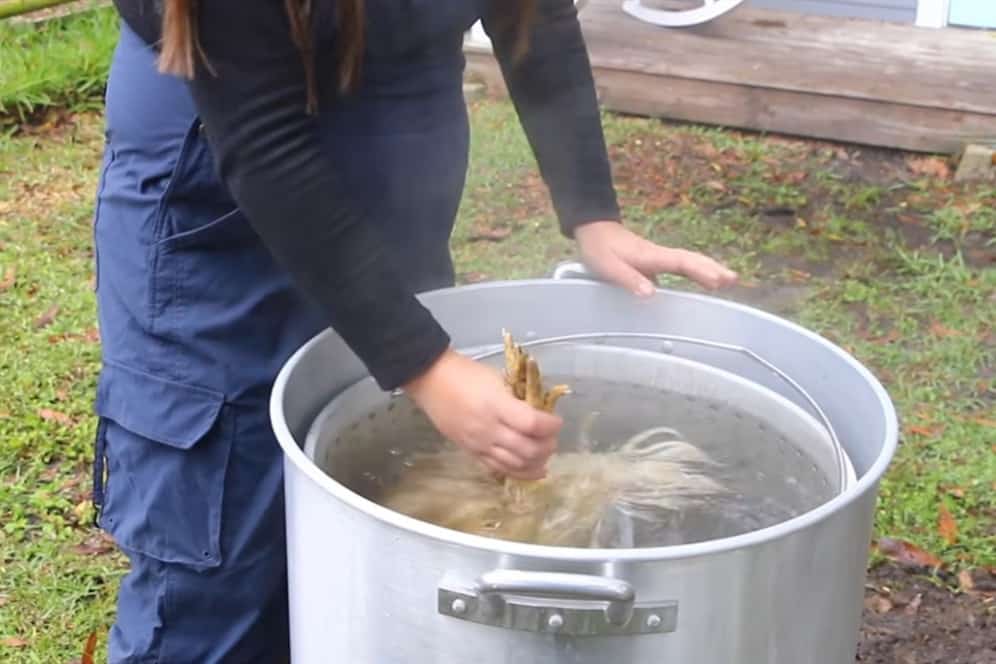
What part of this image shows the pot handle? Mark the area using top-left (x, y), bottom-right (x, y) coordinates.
top-left (438, 569), bottom-right (677, 637)
top-left (479, 570), bottom-right (634, 624)
top-left (550, 260), bottom-right (602, 282)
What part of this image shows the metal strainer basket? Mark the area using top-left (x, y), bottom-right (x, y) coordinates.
top-left (304, 333), bottom-right (856, 548)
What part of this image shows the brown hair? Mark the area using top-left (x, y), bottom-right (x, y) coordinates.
top-left (158, 0), bottom-right (536, 114)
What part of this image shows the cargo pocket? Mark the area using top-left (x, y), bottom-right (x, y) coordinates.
top-left (152, 117), bottom-right (256, 246)
top-left (148, 117), bottom-right (264, 333)
top-left (94, 361), bottom-right (231, 569)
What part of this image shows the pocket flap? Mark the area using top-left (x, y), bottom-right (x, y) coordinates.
top-left (95, 361), bottom-right (225, 449)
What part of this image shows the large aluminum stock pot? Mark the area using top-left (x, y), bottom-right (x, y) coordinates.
top-left (270, 263), bottom-right (898, 664)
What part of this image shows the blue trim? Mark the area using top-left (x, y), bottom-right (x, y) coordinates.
top-left (949, 0), bottom-right (996, 28)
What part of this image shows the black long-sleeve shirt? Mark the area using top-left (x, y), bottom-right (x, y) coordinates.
top-left (113, 0), bottom-right (620, 390)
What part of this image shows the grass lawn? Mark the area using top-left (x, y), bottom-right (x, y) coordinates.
top-left (0, 2), bottom-right (117, 127)
top-left (1, 9), bottom-right (994, 663)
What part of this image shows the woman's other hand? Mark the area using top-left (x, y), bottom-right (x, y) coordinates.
top-left (574, 221), bottom-right (738, 296)
top-left (402, 349), bottom-right (562, 480)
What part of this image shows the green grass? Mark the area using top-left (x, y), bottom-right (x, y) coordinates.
top-left (0, 3), bottom-right (118, 126)
top-left (0, 110), bottom-right (115, 662)
top-left (1, 99), bottom-right (994, 660)
top-left (798, 249), bottom-right (996, 567)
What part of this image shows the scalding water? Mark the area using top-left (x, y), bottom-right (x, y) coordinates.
top-left (359, 376), bottom-right (836, 548)
top-left (378, 420), bottom-right (726, 548)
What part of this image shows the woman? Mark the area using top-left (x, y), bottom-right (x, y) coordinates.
top-left (92, 0), bottom-right (737, 660)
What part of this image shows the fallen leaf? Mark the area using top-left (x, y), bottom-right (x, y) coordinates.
top-left (696, 143), bottom-right (721, 159)
top-left (468, 227), bottom-right (512, 242)
top-left (0, 267), bottom-right (15, 292)
top-left (0, 594), bottom-right (8, 607)
top-left (39, 464), bottom-right (60, 482)
top-left (72, 500), bottom-right (93, 523)
top-left (960, 568), bottom-right (996, 594)
top-left (864, 594), bottom-right (894, 614)
top-left (82, 632), bottom-right (97, 664)
top-left (458, 272), bottom-right (489, 284)
top-left (71, 532), bottom-right (115, 556)
top-left (38, 408), bottom-right (73, 426)
top-left (959, 569), bottom-right (976, 592)
top-left (929, 321), bottom-right (961, 338)
top-left (907, 156), bottom-right (951, 179)
top-left (877, 537), bottom-right (943, 569)
top-left (50, 328), bottom-right (102, 345)
top-left (938, 503), bottom-right (958, 546)
top-left (953, 201), bottom-right (982, 216)
top-left (789, 268), bottom-right (813, 283)
top-left (2, 637), bottom-right (29, 647)
top-left (34, 304), bottom-right (60, 329)
top-left (904, 592), bottom-right (923, 615)
top-left (873, 329), bottom-right (901, 344)
top-left (944, 486), bottom-right (966, 499)
top-left (972, 417), bottom-right (996, 428)
top-left (644, 192), bottom-right (676, 209)
top-left (55, 388), bottom-right (69, 402)
top-left (908, 424), bottom-right (942, 437)
top-left (72, 541), bottom-right (114, 556)
top-left (704, 180), bottom-right (727, 192)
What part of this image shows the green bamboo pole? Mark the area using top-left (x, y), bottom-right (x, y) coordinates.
top-left (0, 0), bottom-right (81, 20)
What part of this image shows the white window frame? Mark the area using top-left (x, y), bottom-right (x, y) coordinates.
top-left (915, 0), bottom-right (951, 27)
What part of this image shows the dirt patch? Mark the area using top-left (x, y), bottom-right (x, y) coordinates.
top-left (858, 563), bottom-right (996, 664)
top-left (606, 124), bottom-right (995, 271)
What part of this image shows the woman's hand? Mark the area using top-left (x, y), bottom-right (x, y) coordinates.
top-left (574, 221), bottom-right (738, 296)
top-left (402, 349), bottom-right (562, 480)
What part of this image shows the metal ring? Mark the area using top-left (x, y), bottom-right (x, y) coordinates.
top-left (471, 332), bottom-right (850, 494)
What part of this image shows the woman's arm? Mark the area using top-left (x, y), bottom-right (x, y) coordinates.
top-left (480, 0), bottom-right (739, 293)
top-left (480, 0), bottom-right (621, 237)
top-left (180, 0), bottom-right (450, 391)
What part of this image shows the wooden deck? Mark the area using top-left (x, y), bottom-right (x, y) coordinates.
top-left (464, 2), bottom-right (996, 153)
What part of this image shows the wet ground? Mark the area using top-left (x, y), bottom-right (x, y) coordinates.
top-left (858, 563), bottom-right (996, 663)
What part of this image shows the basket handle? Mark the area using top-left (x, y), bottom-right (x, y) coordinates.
top-left (470, 332), bottom-right (851, 494)
top-left (550, 260), bottom-right (601, 282)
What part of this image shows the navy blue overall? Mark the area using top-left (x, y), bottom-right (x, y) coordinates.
top-left (92, 6), bottom-right (476, 660)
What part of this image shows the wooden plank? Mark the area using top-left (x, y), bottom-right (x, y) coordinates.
top-left (575, 1), bottom-right (996, 115)
top-left (465, 51), bottom-right (996, 153)
top-left (600, 1), bottom-right (988, 56)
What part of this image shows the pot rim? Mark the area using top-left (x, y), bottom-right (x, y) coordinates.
top-left (271, 279), bottom-right (899, 561)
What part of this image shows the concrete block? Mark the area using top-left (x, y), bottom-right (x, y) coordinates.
top-left (954, 144), bottom-right (996, 182)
